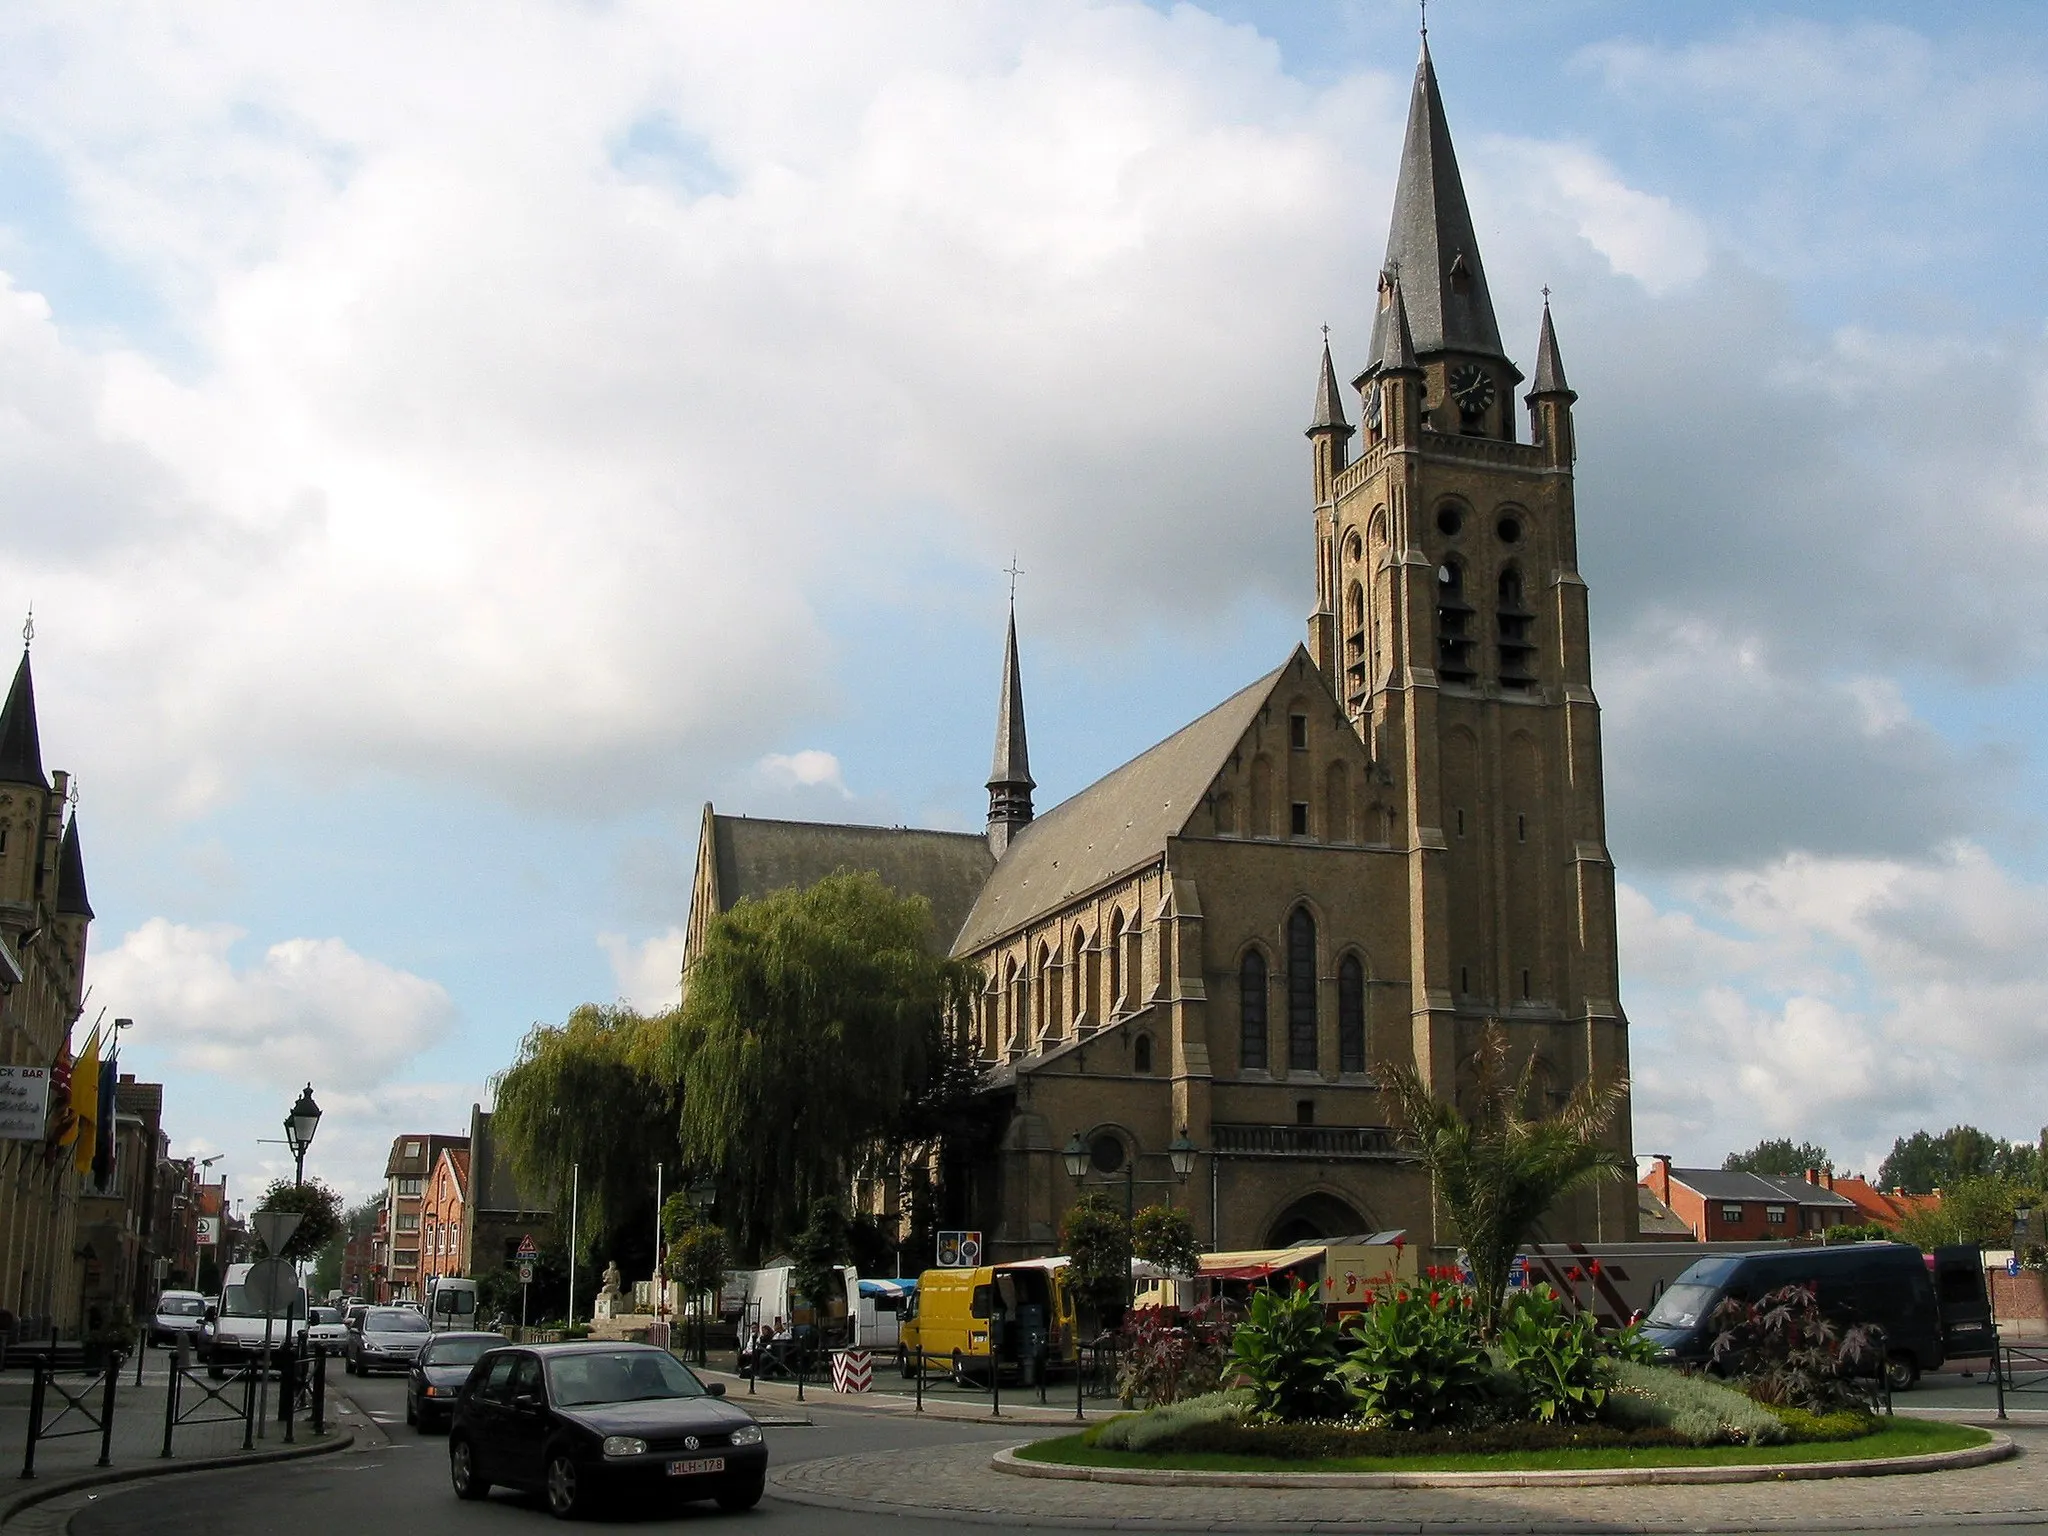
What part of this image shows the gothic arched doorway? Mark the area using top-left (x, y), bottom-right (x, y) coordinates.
top-left (1265, 1192), bottom-right (1368, 1248)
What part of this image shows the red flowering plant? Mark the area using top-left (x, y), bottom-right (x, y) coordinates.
top-left (1116, 1298), bottom-right (1237, 1408)
top-left (1338, 1267), bottom-right (1491, 1428)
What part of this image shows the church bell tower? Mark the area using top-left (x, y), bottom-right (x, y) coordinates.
top-left (1309, 37), bottom-right (1631, 1237)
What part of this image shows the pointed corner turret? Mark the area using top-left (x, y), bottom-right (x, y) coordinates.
top-left (1308, 339), bottom-right (1351, 436)
top-left (0, 649), bottom-right (47, 790)
top-left (986, 604), bottom-right (1035, 857)
top-left (1529, 297), bottom-right (1573, 398)
top-left (55, 816), bottom-right (90, 921)
top-left (1379, 272), bottom-right (1419, 373)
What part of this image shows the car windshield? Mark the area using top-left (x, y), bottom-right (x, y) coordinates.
top-left (547, 1351), bottom-right (706, 1407)
top-left (366, 1310), bottom-right (430, 1334)
top-left (158, 1297), bottom-right (206, 1318)
top-left (308, 1308), bottom-right (341, 1326)
top-left (424, 1336), bottom-right (503, 1367)
top-left (220, 1286), bottom-right (306, 1320)
top-left (1646, 1282), bottom-right (1722, 1330)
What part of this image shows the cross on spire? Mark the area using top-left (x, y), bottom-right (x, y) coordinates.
top-left (1419, 0), bottom-right (1427, 37)
top-left (21, 607), bottom-right (32, 651)
top-left (1004, 554), bottom-right (1024, 605)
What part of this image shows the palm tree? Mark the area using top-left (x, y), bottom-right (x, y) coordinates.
top-left (1381, 1023), bottom-right (1631, 1336)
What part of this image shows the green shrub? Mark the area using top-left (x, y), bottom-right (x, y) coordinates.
top-left (1149, 1418), bottom-right (1693, 1460)
top-left (1493, 1288), bottom-right (1609, 1424)
top-left (1338, 1281), bottom-right (1491, 1429)
top-left (1772, 1405), bottom-right (1878, 1442)
top-left (1605, 1361), bottom-right (1788, 1445)
top-left (1093, 1389), bottom-right (1249, 1451)
top-left (1228, 1288), bottom-right (1349, 1423)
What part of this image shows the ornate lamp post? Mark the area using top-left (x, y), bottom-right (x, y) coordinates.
top-left (1062, 1128), bottom-right (1198, 1312)
top-left (283, 1084), bottom-right (322, 1186)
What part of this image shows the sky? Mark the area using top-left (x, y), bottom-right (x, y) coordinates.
top-left (3, 0), bottom-right (2048, 1206)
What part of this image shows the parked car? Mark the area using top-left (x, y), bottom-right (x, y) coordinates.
top-left (407, 1330), bottom-right (506, 1432)
top-left (149, 1290), bottom-right (210, 1348)
top-left (305, 1306), bottom-right (351, 1355)
top-left (1639, 1242), bottom-right (1941, 1388)
top-left (346, 1306), bottom-right (433, 1376)
top-left (447, 1342), bottom-right (766, 1517)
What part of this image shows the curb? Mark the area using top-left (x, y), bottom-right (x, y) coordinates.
top-left (699, 1369), bottom-right (1104, 1426)
top-left (0, 1430), bottom-right (355, 1526)
top-left (989, 1429), bottom-right (2015, 1489)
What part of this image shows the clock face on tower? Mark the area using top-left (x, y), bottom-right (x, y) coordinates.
top-left (1449, 363), bottom-right (1495, 419)
top-left (1362, 380), bottom-right (1382, 432)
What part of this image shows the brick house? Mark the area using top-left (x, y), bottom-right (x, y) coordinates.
top-left (379, 1132), bottom-right (468, 1300)
top-left (457, 1104), bottom-right (553, 1283)
top-left (1829, 1173), bottom-right (1941, 1231)
top-left (420, 1147), bottom-right (469, 1283)
top-left (1642, 1157), bottom-right (1856, 1241)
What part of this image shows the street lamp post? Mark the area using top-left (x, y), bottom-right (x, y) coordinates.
top-left (688, 1177), bottom-right (716, 1365)
top-left (1062, 1128), bottom-right (1199, 1313)
top-left (283, 1084), bottom-right (322, 1186)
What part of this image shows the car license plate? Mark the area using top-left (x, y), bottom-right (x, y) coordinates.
top-left (666, 1457), bottom-right (725, 1476)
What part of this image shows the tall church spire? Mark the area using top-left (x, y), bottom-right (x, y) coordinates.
top-left (986, 603), bottom-right (1035, 857)
top-left (1529, 296), bottom-right (1571, 396)
top-left (1368, 36), bottom-right (1506, 368)
top-left (1309, 336), bottom-right (1350, 435)
top-left (0, 647), bottom-right (47, 790)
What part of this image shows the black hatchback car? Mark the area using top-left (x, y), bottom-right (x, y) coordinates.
top-left (448, 1342), bottom-right (767, 1517)
top-left (407, 1330), bottom-right (506, 1431)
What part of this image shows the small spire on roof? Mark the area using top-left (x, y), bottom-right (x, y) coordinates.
top-left (986, 590), bottom-right (1035, 857)
top-left (1308, 333), bottom-right (1351, 434)
top-left (1529, 294), bottom-right (1572, 397)
top-left (0, 647), bottom-right (47, 790)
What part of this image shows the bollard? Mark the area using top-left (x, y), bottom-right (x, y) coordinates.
top-left (914, 1345), bottom-right (923, 1413)
top-left (97, 1356), bottom-right (120, 1467)
top-left (795, 1340), bottom-right (804, 1403)
top-left (1995, 1337), bottom-right (2007, 1421)
top-left (241, 1370), bottom-right (255, 1452)
top-left (1075, 1342), bottom-right (1086, 1422)
top-left (311, 1345), bottom-right (327, 1436)
top-left (281, 1340), bottom-right (297, 1443)
top-left (1037, 1341), bottom-right (1048, 1405)
top-left (20, 1356), bottom-right (46, 1479)
top-left (135, 1334), bottom-right (147, 1388)
top-left (161, 1353), bottom-right (181, 1459)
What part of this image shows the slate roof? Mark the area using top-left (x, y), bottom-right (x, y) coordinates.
top-left (1637, 1185), bottom-right (1695, 1237)
top-left (1309, 340), bottom-right (1351, 433)
top-left (952, 651), bottom-right (1303, 954)
top-left (1665, 1167), bottom-right (1855, 1206)
top-left (709, 814), bottom-right (995, 953)
top-left (1367, 38), bottom-right (1509, 369)
top-left (468, 1106), bottom-right (552, 1216)
top-left (0, 650), bottom-right (46, 789)
top-left (55, 818), bottom-right (91, 919)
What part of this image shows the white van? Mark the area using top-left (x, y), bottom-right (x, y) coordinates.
top-left (202, 1262), bottom-right (309, 1377)
top-left (730, 1262), bottom-right (858, 1339)
top-left (422, 1275), bottom-right (479, 1331)
top-left (854, 1277), bottom-right (915, 1349)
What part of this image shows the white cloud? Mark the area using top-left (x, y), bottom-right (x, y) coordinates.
top-left (757, 750), bottom-right (850, 797)
top-left (598, 926), bottom-right (685, 1015)
top-left (1484, 141), bottom-right (1710, 296)
top-left (90, 918), bottom-right (453, 1091)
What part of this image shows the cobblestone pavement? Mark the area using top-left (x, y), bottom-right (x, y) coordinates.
top-left (767, 1421), bottom-right (2048, 1532)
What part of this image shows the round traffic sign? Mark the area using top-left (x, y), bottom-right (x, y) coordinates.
top-left (243, 1257), bottom-right (298, 1315)
top-left (958, 1236), bottom-right (981, 1264)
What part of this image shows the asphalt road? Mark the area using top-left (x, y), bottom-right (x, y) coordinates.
top-left (67, 1366), bottom-right (1077, 1535)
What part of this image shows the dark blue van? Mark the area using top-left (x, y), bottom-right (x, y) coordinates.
top-left (1639, 1242), bottom-right (1941, 1388)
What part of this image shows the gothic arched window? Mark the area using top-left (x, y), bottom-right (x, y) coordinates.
top-left (1339, 954), bottom-right (1366, 1073)
top-left (1437, 559), bottom-right (1475, 683)
top-left (1287, 907), bottom-right (1318, 1073)
top-left (1134, 1035), bottom-right (1153, 1074)
top-left (1497, 562), bottom-right (1536, 690)
top-left (1108, 910), bottom-right (1125, 1015)
top-left (1239, 950), bottom-right (1268, 1071)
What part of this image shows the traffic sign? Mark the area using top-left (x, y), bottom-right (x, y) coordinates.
top-left (517, 1233), bottom-right (538, 1258)
top-left (519, 1261), bottom-right (535, 1285)
top-left (195, 1215), bottom-right (220, 1246)
top-left (243, 1257), bottom-right (298, 1316)
top-left (251, 1209), bottom-right (303, 1258)
top-left (936, 1230), bottom-right (982, 1267)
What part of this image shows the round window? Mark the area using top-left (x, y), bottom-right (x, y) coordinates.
top-left (1436, 506), bottom-right (1463, 536)
top-left (1088, 1133), bottom-right (1126, 1174)
top-left (1497, 516), bottom-right (1522, 544)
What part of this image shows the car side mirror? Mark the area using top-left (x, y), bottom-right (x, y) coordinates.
top-left (512, 1388), bottom-right (543, 1409)
top-left (204, 1307), bottom-right (218, 1323)
top-left (707, 1382), bottom-right (725, 1397)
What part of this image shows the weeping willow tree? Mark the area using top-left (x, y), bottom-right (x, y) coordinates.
top-left (1382, 1023), bottom-right (1631, 1337)
top-left (491, 1003), bottom-right (681, 1266)
top-left (665, 870), bottom-right (982, 1261)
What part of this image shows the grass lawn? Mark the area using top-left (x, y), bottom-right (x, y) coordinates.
top-left (1015, 1416), bottom-right (1991, 1474)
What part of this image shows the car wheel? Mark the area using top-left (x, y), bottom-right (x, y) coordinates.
top-left (715, 1476), bottom-right (765, 1512)
top-left (449, 1436), bottom-right (490, 1501)
top-left (951, 1349), bottom-right (970, 1388)
top-left (1886, 1352), bottom-right (1919, 1391)
top-left (544, 1452), bottom-right (583, 1520)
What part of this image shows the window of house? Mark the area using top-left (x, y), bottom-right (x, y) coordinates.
top-left (1338, 955), bottom-right (1366, 1073)
top-left (404, 1141), bottom-right (422, 1158)
top-left (1766, 1205), bottom-right (1787, 1225)
top-left (1287, 907), bottom-right (1318, 1073)
top-left (1720, 1204), bottom-right (1742, 1224)
top-left (398, 1178), bottom-right (422, 1196)
top-left (1133, 1035), bottom-right (1153, 1074)
top-left (1089, 1133), bottom-right (1126, 1174)
top-left (1290, 802), bottom-right (1310, 836)
top-left (1108, 911), bottom-right (1125, 1013)
top-left (1296, 1100), bottom-right (1315, 1126)
top-left (1459, 965), bottom-right (1469, 994)
top-left (1289, 714), bottom-right (1308, 750)
top-left (1517, 813), bottom-right (1527, 843)
top-left (397, 1213), bottom-right (420, 1232)
top-left (1239, 951), bottom-right (1268, 1071)
top-left (1521, 968), bottom-right (1531, 1000)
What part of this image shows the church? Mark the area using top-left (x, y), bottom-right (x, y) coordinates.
top-left (682, 39), bottom-right (1638, 1260)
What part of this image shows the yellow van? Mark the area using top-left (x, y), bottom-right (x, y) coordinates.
top-left (898, 1258), bottom-right (1079, 1384)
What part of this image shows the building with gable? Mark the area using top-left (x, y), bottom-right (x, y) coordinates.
top-left (683, 38), bottom-right (1638, 1261)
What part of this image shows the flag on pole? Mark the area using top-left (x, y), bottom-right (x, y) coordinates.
top-left (69, 1026), bottom-right (100, 1175)
top-left (91, 1042), bottom-right (117, 1188)
top-left (44, 1037), bottom-right (74, 1151)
